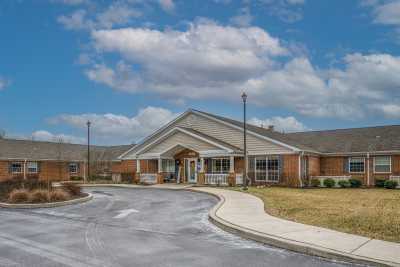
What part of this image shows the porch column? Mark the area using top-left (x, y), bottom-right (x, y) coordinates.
top-left (229, 156), bottom-right (235, 186)
top-left (158, 158), bottom-right (162, 173)
top-left (229, 156), bottom-right (234, 173)
top-left (198, 157), bottom-right (205, 185)
top-left (136, 159), bottom-right (141, 173)
top-left (135, 159), bottom-right (141, 184)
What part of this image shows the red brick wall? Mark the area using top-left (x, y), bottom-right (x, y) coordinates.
top-left (112, 160), bottom-right (136, 174)
top-left (0, 160), bottom-right (86, 182)
top-left (308, 156), bottom-right (320, 177)
top-left (282, 155), bottom-right (300, 187)
top-left (319, 155), bottom-right (400, 186)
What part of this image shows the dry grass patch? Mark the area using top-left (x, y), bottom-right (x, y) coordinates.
top-left (236, 187), bottom-right (400, 242)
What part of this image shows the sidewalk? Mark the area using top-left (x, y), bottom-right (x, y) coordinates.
top-left (191, 187), bottom-right (400, 267)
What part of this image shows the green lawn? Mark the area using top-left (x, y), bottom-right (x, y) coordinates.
top-left (233, 187), bottom-right (400, 243)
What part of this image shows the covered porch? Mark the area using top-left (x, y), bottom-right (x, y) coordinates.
top-left (136, 144), bottom-right (244, 186)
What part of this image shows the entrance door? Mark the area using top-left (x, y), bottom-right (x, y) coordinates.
top-left (186, 158), bottom-right (197, 183)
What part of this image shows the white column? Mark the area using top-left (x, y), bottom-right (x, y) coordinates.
top-left (136, 159), bottom-right (141, 173)
top-left (229, 156), bottom-right (234, 173)
top-left (200, 158), bottom-right (204, 173)
top-left (158, 158), bottom-right (162, 173)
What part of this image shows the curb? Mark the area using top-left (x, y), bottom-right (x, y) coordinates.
top-left (190, 188), bottom-right (397, 267)
top-left (0, 193), bottom-right (93, 209)
top-left (79, 183), bottom-right (192, 190)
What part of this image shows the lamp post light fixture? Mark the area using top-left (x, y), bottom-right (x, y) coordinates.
top-left (87, 120), bottom-right (91, 183)
top-left (241, 92), bottom-right (248, 191)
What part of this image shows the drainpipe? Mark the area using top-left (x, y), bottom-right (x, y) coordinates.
top-left (367, 153), bottom-right (370, 187)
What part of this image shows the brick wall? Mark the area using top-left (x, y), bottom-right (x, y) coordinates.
top-left (0, 160), bottom-right (85, 182)
top-left (320, 155), bottom-right (400, 186)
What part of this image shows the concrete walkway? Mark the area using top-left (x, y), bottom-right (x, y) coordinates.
top-left (191, 187), bottom-right (400, 267)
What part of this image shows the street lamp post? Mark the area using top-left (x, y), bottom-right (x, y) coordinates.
top-left (241, 92), bottom-right (248, 190)
top-left (87, 121), bottom-right (91, 183)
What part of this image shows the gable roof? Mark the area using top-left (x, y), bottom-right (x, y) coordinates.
top-left (0, 138), bottom-right (135, 161)
top-left (192, 109), bottom-right (400, 154)
top-left (286, 125), bottom-right (400, 153)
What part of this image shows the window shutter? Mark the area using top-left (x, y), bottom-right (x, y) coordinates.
top-left (8, 162), bottom-right (12, 174)
top-left (76, 163), bottom-right (80, 173)
top-left (37, 162), bottom-right (41, 173)
top-left (343, 157), bottom-right (348, 173)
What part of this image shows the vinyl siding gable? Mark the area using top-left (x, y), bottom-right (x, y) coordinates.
top-left (175, 113), bottom-right (292, 154)
top-left (141, 131), bottom-right (220, 154)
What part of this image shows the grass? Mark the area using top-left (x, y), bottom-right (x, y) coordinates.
top-left (233, 187), bottom-right (400, 243)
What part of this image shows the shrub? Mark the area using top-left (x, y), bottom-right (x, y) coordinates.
top-left (310, 178), bottom-right (321, 187)
top-left (49, 189), bottom-right (70, 202)
top-left (349, 178), bottom-right (362, 188)
top-left (323, 178), bottom-right (336, 188)
top-left (384, 180), bottom-right (398, 189)
top-left (0, 178), bottom-right (48, 200)
top-left (70, 176), bottom-right (83, 181)
top-left (375, 178), bottom-right (386, 188)
top-left (8, 189), bottom-right (29, 203)
top-left (338, 180), bottom-right (351, 188)
top-left (29, 190), bottom-right (49, 203)
top-left (62, 183), bottom-right (82, 196)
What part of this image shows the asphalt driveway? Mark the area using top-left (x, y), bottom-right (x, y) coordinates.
top-left (0, 187), bottom-right (363, 267)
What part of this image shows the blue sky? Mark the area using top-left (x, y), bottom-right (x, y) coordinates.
top-left (1, 0), bottom-right (400, 145)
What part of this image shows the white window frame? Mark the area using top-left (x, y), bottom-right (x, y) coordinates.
top-left (211, 158), bottom-right (230, 174)
top-left (349, 157), bottom-right (365, 174)
top-left (373, 156), bottom-right (391, 174)
top-left (69, 163), bottom-right (78, 174)
top-left (27, 162), bottom-right (38, 174)
top-left (255, 158), bottom-right (267, 182)
top-left (161, 159), bottom-right (175, 173)
top-left (11, 162), bottom-right (23, 174)
top-left (255, 157), bottom-right (280, 182)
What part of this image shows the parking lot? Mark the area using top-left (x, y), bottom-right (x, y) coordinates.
top-left (0, 187), bottom-right (359, 267)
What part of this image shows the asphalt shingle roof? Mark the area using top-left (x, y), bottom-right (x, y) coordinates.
top-left (193, 109), bottom-right (400, 154)
top-left (0, 138), bottom-right (134, 161)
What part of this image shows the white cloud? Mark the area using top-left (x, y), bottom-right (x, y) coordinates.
top-left (373, 103), bottom-right (400, 118)
top-left (57, 3), bottom-right (141, 31)
top-left (51, 0), bottom-right (89, 5)
top-left (249, 116), bottom-right (309, 132)
top-left (84, 20), bottom-right (400, 120)
top-left (259, 0), bottom-right (305, 23)
top-left (88, 21), bottom-right (287, 97)
top-left (48, 106), bottom-right (178, 144)
top-left (0, 77), bottom-right (10, 90)
top-left (230, 7), bottom-right (253, 27)
top-left (31, 130), bottom-right (86, 144)
top-left (372, 1), bottom-right (400, 25)
top-left (159, 0), bottom-right (175, 12)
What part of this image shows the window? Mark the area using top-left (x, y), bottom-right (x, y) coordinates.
top-left (255, 157), bottom-right (280, 182)
top-left (11, 162), bottom-right (22, 173)
top-left (162, 159), bottom-right (175, 173)
top-left (255, 158), bottom-right (267, 181)
top-left (267, 157), bottom-right (280, 182)
top-left (374, 156), bottom-right (391, 173)
top-left (69, 163), bottom-right (78, 174)
top-left (212, 158), bottom-right (230, 173)
top-left (349, 157), bottom-right (365, 173)
top-left (27, 162), bottom-right (38, 173)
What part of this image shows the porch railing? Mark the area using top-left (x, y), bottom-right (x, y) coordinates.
top-left (205, 173), bottom-right (228, 186)
top-left (390, 176), bottom-right (400, 188)
top-left (140, 173), bottom-right (157, 184)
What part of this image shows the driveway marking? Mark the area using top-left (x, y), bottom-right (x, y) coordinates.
top-left (113, 208), bottom-right (139, 219)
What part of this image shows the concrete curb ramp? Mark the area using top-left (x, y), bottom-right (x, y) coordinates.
top-left (0, 193), bottom-right (93, 209)
top-left (190, 187), bottom-right (400, 267)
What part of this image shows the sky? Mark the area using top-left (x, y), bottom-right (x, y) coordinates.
top-left (1, 0), bottom-right (400, 145)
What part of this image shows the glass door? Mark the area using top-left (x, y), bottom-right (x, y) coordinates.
top-left (186, 158), bottom-right (197, 183)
